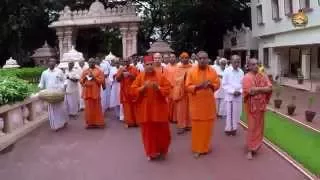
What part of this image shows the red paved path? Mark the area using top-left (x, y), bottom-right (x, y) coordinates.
top-left (269, 86), bottom-right (320, 130)
top-left (0, 111), bottom-right (306, 180)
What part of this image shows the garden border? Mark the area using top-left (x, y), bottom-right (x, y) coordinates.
top-left (240, 121), bottom-right (318, 180)
top-left (267, 107), bottom-right (320, 133)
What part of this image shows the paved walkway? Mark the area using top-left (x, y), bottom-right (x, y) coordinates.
top-left (269, 86), bottom-right (320, 130)
top-left (0, 110), bottom-right (306, 180)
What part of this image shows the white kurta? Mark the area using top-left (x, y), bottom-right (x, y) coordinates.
top-left (109, 66), bottom-right (120, 107)
top-left (213, 65), bottom-right (227, 117)
top-left (99, 61), bottom-right (111, 111)
top-left (79, 65), bottom-right (88, 110)
top-left (222, 66), bottom-right (244, 131)
top-left (39, 68), bottom-right (68, 130)
top-left (136, 62), bottom-right (144, 72)
top-left (64, 68), bottom-right (81, 116)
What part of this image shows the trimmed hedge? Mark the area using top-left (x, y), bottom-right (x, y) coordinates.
top-left (0, 67), bottom-right (45, 83)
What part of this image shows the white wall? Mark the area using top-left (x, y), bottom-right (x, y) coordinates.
top-left (251, 0), bottom-right (320, 37)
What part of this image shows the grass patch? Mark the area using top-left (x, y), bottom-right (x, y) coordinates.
top-left (241, 111), bottom-right (320, 175)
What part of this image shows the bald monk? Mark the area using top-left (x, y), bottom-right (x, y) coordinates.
top-left (185, 51), bottom-right (220, 158)
top-left (116, 58), bottom-right (139, 128)
top-left (243, 58), bottom-right (272, 160)
top-left (173, 52), bottom-right (193, 134)
top-left (153, 53), bottom-right (167, 75)
top-left (131, 55), bottom-right (172, 161)
top-left (164, 53), bottom-right (178, 123)
top-left (80, 58), bottom-right (106, 129)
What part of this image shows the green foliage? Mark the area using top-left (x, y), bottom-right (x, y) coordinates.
top-left (0, 67), bottom-right (45, 83)
top-left (241, 112), bottom-right (320, 175)
top-left (0, 76), bottom-right (34, 106)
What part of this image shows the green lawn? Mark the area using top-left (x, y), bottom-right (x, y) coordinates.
top-left (241, 111), bottom-right (320, 175)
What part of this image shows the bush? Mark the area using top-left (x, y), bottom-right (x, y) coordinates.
top-left (0, 67), bottom-right (45, 83)
top-left (0, 76), bottom-right (34, 106)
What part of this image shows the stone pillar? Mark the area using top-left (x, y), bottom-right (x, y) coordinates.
top-left (301, 48), bottom-right (311, 79)
top-left (119, 24), bottom-right (129, 59)
top-left (130, 24), bottom-right (139, 55)
top-left (56, 29), bottom-right (64, 60)
top-left (64, 27), bottom-right (73, 52)
top-left (271, 48), bottom-right (281, 79)
top-left (127, 32), bottom-right (133, 57)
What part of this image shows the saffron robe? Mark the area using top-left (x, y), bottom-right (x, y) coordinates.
top-left (80, 67), bottom-right (105, 127)
top-left (243, 72), bottom-right (272, 152)
top-left (164, 63), bottom-right (177, 122)
top-left (131, 71), bottom-right (172, 157)
top-left (116, 65), bottom-right (139, 126)
top-left (185, 65), bottom-right (220, 153)
top-left (173, 64), bottom-right (193, 128)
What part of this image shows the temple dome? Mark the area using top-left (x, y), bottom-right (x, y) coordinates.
top-left (88, 0), bottom-right (106, 16)
top-left (105, 52), bottom-right (116, 61)
top-left (147, 40), bottom-right (174, 53)
top-left (3, 57), bottom-right (20, 69)
top-left (31, 41), bottom-right (56, 58)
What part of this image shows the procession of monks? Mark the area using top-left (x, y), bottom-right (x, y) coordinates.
top-left (40, 50), bottom-right (272, 161)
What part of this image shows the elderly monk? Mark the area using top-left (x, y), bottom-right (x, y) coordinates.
top-left (243, 58), bottom-right (272, 160)
top-left (185, 51), bottom-right (220, 158)
top-left (153, 53), bottom-right (167, 75)
top-left (164, 53), bottom-right (178, 123)
top-left (131, 55), bottom-right (172, 161)
top-left (116, 58), bottom-right (139, 128)
top-left (173, 52), bottom-right (193, 134)
top-left (80, 58), bottom-right (106, 129)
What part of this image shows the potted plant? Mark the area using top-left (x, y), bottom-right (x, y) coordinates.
top-left (287, 96), bottom-right (296, 116)
top-left (297, 68), bottom-right (304, 84)
top-left (273, 84), bottom-right (282, 109)
top-left (305, 96), bottom-right (316, 122)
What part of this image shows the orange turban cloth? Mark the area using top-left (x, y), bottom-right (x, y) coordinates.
top-left (143, 55), bottom-right (154, 63)
top-left (180, 52), bottom-right (190, 58)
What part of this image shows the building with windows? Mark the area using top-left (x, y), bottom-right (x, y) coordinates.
top-left (221, 23), bottom-right (258, 67)
top-left (251, 0), bottom-right (320, 91)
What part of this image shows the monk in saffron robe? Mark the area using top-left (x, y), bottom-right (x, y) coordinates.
top-left (185, 51), bottom-right (220, 158)
top-left (116, 58), bottom-right (139, 128)
top-left (153, 52), bottom-right (167, 75)
top-left (131, 55), bottom-right (172, 161)
top-left (164, 53), bottom-right (178, 123)
top-left (173, 52), bottom-right (193, 134)
top-left (80, 58), bottom-right (106, 129)
top-left (243, 58), bottom-right (272, 160)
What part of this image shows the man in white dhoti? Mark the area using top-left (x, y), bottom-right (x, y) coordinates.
top-left (79, 61), bottom-right (88, 110)
top-left (108, 59), bottom-right (122, 120)
top-left (213, 58), bottom-right (227, 118)
top-left (64, 62), bottom-right (81, 119)
top-left (222, 55), bottom-right (244, 136)
top-left (97, 58), bottom-right (110, 113)
top-left (39, 59), bottom-right (68, 131)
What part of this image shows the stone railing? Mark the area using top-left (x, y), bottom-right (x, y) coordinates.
top-left (59, 4), bottom-right (136, 21)
top-left (0, 95), bottom-right (48, 151)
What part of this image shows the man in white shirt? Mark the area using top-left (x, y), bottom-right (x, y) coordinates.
top-left (64, 62), bottom-right (81, 119)
top-left (99, 57), bottom-right (111, 112)
top-left (213, 58), bottom-right (227, 118)
top-left (78, 60), bottom-right (88, 110)
top-left (109, 59), bottom-right (122, 120)
top-left (222, 55), bottom-right (244, 136)
top-left (39, 59), bottom-right (68, 131)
